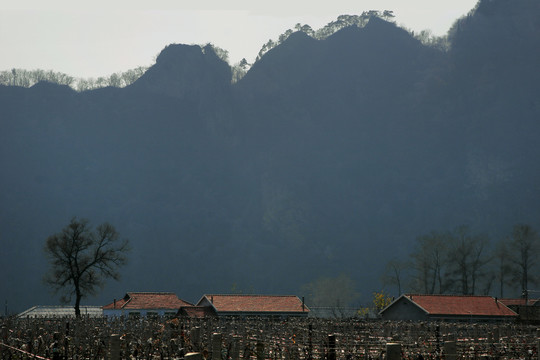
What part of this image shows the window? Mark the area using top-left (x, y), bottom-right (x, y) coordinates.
top-left (147, 311), bottom-right (159, 319)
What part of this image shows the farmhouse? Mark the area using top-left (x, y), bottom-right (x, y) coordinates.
top-left (499, 298), bottom-right (540, 324)
top-left (380, 294), bottom-right (518, 322)
top-left (102, 292), bottom-right (192, 318)
top-left (498, 298), bottom-right (538, 309)
top-left (195, 294), bottom-right (310, 318)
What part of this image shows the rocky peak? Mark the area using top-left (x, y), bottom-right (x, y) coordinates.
top-left (131, 43), bottom-right (231, 99)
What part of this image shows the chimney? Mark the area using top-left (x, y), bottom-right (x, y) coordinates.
top-left (211, 296), bottom-right (213, 304)
top-left (302, 297), bottom-right (305, 312)
top-left (114, 299), bottom-right (116, 309)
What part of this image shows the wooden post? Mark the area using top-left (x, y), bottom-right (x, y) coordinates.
top-left (231, 336), bottom-right (240, 360)
top-left (435, 324), bottom-right (441, 353)
top-left (192, 327), bottom-right (201, 352)
top-left (52, 332), bottom-right (61, 360)
top-left (307, 324), bottom-right (313, 360)
top-left (109, 334), bottom-right (121, 360)
top-left (386, 343), bottom-right (401, 360)
top-left (256, 341), bottom-right (265, 360)
top-left (328, 334), bottom-right (336, 360)
top-left (444, 341), bottom-right (457, 360)
top-left (124, 332), bottom-right (132, 358)
top-left (212, 333), bottom-right (222, 360)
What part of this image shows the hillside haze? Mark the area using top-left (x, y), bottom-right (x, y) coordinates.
top-left (2, 0), bottom-right (540, 313)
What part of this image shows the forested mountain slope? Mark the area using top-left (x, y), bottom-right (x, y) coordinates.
top-left (1, 0), bottom-right (539, 312)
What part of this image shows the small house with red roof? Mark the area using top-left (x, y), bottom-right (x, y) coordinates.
top-left (380, 294), bottom-right (518, 322)
top-left (498, 298), bottom-right (539, 309)
top-left (102, 292), bottom-right (193, 318)
top-left (499, 298), bottom-right (540, 323)
top-left (196, 294), bottom-right (309, 318)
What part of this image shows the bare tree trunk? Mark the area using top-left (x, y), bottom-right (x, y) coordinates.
top-left (75, 287), bottom-right (82, 318)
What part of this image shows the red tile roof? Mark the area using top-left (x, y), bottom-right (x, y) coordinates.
top-left (405, 294), bottom-right (517, 317)
top-left (498, 298), bottom-right (538, 306)
top-left (102, 292), bottom-right (192, 310)
top-left (199, 294), bottom-right (309, 314)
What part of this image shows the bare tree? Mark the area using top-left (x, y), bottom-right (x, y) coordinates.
top-left (43, 217), bottom-right (130, 317)
top-left (509, 224), bottom-right (540, 297)
top-left (492, 238), bottom-right (513, 298)
top-left (446, 225), bottom-right (490, 295)
top-left (381, 258), bottom-right (408, 296)
top-left (301, 274), bottom-right (360, 318)
top-left (469, 233), bottom-right (491, 294)
top-left (410, 231), bottom-right (448, 294)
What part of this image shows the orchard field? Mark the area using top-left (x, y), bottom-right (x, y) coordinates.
top-left (1, 316), bottom-right (539, 360)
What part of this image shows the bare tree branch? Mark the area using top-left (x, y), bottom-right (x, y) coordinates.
top-left (43, 217), bottom-right (130, 317)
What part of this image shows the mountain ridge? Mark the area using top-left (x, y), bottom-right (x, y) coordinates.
top-left (1, 0), bottom-right (540, 312)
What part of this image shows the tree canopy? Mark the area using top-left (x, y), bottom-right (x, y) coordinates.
top-left (384, 223), bottom-right (540, 298)
top-left (43, 217), bottom-right (130, 317)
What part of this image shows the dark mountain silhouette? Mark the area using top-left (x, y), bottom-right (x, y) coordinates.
top-left (1, 0), bottom-right (540, 312)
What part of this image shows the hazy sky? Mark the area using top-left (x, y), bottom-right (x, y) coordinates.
top-left (1, 0), bottom-right (478, 78)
